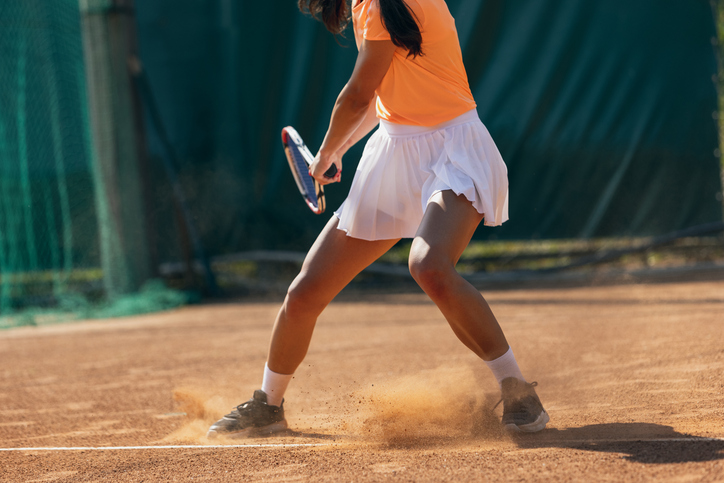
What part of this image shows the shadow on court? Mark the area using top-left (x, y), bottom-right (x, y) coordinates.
top-left (513, 423), bottom-right (724, 464)
top-left (490, 298), bottom-right (724, 306)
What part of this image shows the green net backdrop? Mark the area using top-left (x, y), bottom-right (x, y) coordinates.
top-left (0, 0), bottom-right (186, 326)
top-left (0, 1), bottom-right (99, 318)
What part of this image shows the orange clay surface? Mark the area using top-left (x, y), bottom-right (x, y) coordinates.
top-left (1, 278), bottom-right (723, 482)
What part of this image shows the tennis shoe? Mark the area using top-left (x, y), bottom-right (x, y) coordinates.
top-left (495, 377), bottom-right (549, 433)
top-left (206, 390), bottom-right (287, 439)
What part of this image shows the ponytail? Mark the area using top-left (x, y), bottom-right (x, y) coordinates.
top-left (298, 0), bottom-right (423, 57)
top-left (379, 0), bottom-right (422, 57)
top-left (298, 0), bottom-right (350, 35)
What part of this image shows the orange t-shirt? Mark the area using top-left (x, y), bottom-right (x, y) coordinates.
top-left (351, 0), bottom-right (476, 126)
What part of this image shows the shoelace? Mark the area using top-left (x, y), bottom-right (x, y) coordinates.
top-left (493, 381), bottom-right (538, 410)
top-left (225, 399), bottom-right (253, 418)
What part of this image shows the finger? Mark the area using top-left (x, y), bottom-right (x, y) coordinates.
top-left (310, 169), bottom-right (331, 186)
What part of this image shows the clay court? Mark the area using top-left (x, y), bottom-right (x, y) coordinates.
top-left (1, 274), bottom-right (723, 482)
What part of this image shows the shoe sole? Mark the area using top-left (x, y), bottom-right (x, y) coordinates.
top-left (206, 420), bottom-right (288, 439)
top-left (504, 410), bottom-right (549, 433)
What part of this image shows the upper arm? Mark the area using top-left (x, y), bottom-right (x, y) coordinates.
top-left (344, 39), bottom-right (397, 105)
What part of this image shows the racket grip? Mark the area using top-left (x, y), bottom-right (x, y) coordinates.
top-left (324, 164), bottom-right (338, 179)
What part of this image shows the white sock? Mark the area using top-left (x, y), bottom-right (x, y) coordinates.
top-left (485, 347), bottom-right (526, 386)
top-left (260, 363), bottom-right (293, 407)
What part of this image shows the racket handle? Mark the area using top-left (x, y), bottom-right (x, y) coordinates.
top-left (324, 164), bottom-right (338, 179)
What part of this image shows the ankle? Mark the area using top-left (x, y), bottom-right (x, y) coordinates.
top-left (261, 363), bottom-right (293, 407)
top-left (484, 347), bottom-right (526, 387)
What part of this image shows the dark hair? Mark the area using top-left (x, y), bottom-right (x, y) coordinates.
top-left (299, 0), bottom-right (422, 57)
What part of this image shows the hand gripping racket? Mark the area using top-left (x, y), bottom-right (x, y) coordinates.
top-left (282, 126), bottom-right (338, 214)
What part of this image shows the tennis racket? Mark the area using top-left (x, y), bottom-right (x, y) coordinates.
top-left (282, 126), bottom-right (338, 214)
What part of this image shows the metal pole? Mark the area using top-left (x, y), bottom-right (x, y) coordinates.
top-left (79, 0), bottom-right (152, 298)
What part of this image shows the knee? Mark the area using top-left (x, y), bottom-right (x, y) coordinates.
top-left (283, 273), bottom-right (326, 320)
top-left (408, 252), bottom-right (454, 300)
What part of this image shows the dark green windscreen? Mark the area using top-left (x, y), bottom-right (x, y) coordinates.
top-left (461, 0), bottom-right (723, 239)
top-left (134, 0), bottom-right (722, 256)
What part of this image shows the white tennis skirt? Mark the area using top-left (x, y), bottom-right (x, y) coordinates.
top-left (334, 109), bottom-right (509, 241)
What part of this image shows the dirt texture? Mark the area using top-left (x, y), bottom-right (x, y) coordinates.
top-left (1, 278), bottom-right (723, 482)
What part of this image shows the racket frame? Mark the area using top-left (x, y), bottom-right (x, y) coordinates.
top-left (282, 126), bottom-right (326, 214)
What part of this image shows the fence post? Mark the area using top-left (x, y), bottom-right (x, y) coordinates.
top-left (79, 0), bottom-right (153, 298)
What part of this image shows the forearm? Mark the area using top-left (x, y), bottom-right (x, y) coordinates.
top-left (337, 99), bottom-right (379, 156)
top-left (309, 38), bottom-right (396, 183)
top-left (318, 85), bottom-right (375, 157)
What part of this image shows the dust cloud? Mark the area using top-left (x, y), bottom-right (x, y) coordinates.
top-left (161, 388), bottom-right (233, 444)
top-left (347, 366), bottom-right (506, 446)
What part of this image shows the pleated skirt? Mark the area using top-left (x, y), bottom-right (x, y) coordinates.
top-left (334, 109), bottom-right (509, 240)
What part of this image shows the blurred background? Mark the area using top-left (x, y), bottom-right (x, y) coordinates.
top-left (0, 0), bottom-right (722, 326)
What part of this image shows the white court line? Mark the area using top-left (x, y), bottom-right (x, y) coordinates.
top-left (1, 438), bottom-right (722, 452)
top-left (0, 443), bottom-right (329, 452)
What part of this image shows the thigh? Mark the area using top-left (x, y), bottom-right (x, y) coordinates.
top-left (412, 190), bottom-right (484, 265)
top-left (293, 215), bottom-right (400, 303)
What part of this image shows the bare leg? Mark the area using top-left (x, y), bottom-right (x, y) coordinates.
top-left (408, 190), bottom-right (509, 361)
top-left (267, 216), bottom-right (399, 374)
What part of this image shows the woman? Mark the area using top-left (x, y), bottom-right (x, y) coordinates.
top-left (207, 0), bottom-right (548, 437)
